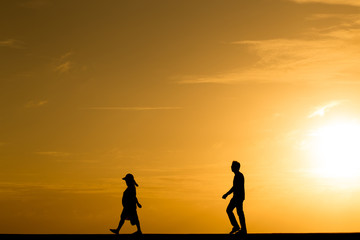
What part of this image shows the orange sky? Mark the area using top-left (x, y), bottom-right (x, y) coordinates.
top-left (1, 0), bottom-right (360, 234)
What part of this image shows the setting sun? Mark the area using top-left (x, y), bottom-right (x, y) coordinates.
top-left (310, 121), bottom-right (360, 179)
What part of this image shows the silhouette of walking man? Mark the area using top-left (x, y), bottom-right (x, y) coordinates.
top-left (222, 161), bottom-right (247, 235)
top-left (110, 173), bottom-right (142, 235)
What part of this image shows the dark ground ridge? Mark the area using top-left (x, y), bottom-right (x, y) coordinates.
top-left (1, 233), bottom-right (360, 240)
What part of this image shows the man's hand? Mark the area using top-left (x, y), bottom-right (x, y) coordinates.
top-left (222, 193), bottom-right (228, 199)
top-left (137, 203), bottom-right (142, 208)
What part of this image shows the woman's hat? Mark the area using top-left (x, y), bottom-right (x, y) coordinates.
top-left (122, 173), bottom-right (138, 187)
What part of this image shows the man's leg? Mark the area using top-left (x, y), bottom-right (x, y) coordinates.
top-left (236, 201), bottom-right (247, 234)
top-left (226, 198), bottom-right (240, 232)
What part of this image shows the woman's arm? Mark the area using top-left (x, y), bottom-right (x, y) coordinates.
top-left (135, 197), bottom-right (142, 208)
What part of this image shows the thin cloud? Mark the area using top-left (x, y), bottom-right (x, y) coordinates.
top-left (55, 61), bottom-right (71, 73)
top-left (54, 51), bottom-right (74, 73)
top-left (177, 72), bottom-right (243, 84)
top-left (25, 100), bottom-right (48, 108)
top-left (306, 13), bottom-right (359, 21)
top-left (83, 107), bottom-right (183, 111)
top-left (290, 0), bottom-right (360, 7)
top-left (308, 101), bottom-right (344, 118)
top-left (18, 0), bottom-right (51, 9)
top-left (177, 15), bottom-right (360, 85)
top-left (0, 39), bottom-right (24, 48)
top-left (0, 181), bottom-right (113, 196)
top-left (59, 51), bottom-right (73, 60)
top-left (35, 151), bottom-right (71, 157)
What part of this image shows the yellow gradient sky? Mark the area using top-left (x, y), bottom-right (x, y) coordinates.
top-left (1, 0), bottom-right (360, 234)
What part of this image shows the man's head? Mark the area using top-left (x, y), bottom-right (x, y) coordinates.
top-left (231, 161), bottom-right (240, 173)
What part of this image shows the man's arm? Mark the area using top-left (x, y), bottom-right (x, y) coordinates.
top-left (222, 187), bottom-right (233, 199)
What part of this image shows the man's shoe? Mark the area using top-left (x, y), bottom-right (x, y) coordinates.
top-left (236, 229), bottom-right (247, 236)
top-left (229, 226), bottom-right (240, 234)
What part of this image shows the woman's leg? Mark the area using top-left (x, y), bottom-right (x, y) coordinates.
top-left (110, 215), bottom-right (125, 234)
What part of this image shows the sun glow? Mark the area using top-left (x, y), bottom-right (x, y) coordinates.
top-left (310, 121), bottom-right (360, 180)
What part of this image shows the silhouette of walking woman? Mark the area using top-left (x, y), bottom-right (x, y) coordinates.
top-left (110, 173), bottom-right (142, 235)
top-left (222, 161), bottom-right (247, 235)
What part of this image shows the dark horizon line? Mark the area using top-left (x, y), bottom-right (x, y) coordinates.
top-left (1, 232), bottom-right (360, 234)
top-left (1, 232), bottom-right (360, 240)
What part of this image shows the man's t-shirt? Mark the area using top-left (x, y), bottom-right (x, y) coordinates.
top-left (233, 172), bottom-right (245, 201)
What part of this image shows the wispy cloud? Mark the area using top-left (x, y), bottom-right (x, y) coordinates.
top-left (25, 100), bottom-right (48, 108)
top-left (55, 61), bottom-right (71, 73)
top-left (290, 0), bottom-right (360, 7)
top-left (54, 51), bottom-right (73, 73)
top-left (34, 151), bottom-right (71, 157)
top-left (18, 0), bottom-right (51, 9)
top-left (0, 39), bottom-right (24, 48)
top-left (308, 100), bottom-right (345, 118)
top-left (0, 181), bottom-right (113, 196)
top-left (306, 13), bottom-right (359, 21)
top-left (59, 51), bottom-right (73, 60)
top-left (177, 15), bottom-right (360, 85)
top-left (83, 107), bottom-right (183, 111)
top-left (176, 72), bottom-right (245, 84)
